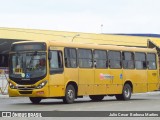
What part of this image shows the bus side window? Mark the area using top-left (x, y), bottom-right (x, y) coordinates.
top-left (108, 51), bottom-right (121, 69)
top-left (0, 54), bottom-right (9, 67)
top-left (49, 50), bottom-right (63, 74)
top-left (135, 52), bottom-right (147, 69)
top-left (64, 48), bottom-right (77, 68)
top-left (78, 49), bottom-right (92, 68)
top-left (94, 50), bottom-right (108, 68)
top-left (122, 52), bottom-right (134, 69)
top-left (147, 53), bottom-right (157, 70)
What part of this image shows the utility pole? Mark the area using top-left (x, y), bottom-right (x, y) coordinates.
top-left (101, 24), bottom-right (103, 33)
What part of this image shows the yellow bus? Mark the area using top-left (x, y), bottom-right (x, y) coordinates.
top-left (8, 40), bottom-right (160, 104)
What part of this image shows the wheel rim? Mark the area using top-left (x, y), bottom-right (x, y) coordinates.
top-left (124, 87), bottom-right (130, 98)
top-left (67, 89), bottom-right (74, 100)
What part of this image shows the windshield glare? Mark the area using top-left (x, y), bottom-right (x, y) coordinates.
top-left (10, 52), bottom-right (46, 79)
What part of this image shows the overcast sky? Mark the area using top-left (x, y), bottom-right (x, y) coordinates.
top-left (0, 0), bottom-right (160, 34)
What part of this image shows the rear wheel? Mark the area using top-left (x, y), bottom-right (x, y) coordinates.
top-left (63, 85), bottom-right (75, 104)
top-left (115, 84), bottom-right (132, 100)
top-left (89, 95), bottom-right (104, 101)
top-left (29, 97), bottom-right (41, 104)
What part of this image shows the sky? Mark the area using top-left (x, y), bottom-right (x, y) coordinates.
top-left (0, 0), bottom-right (160, 34)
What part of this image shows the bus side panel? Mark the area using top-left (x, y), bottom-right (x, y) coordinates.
top-left (123, 69), bottom-right (135, 90)
top-left (125, 70), bottom-right (147, 93)
top-left (78, 69), bottom-right (94, 95)
top-left (147, 69), bottom-right (159, 91)
top-left (94, 69), bottom-right (111, 95)
top-left (135, 70), bottom-right (147, 93)
top-left (64, 68), bottom-right (78, 91)
top-left (109, 69), bottom-right (123, 94)
top-left (123, 70), bottom-right (148, 93)
top-left (49, 74), bottom-right (65, 97)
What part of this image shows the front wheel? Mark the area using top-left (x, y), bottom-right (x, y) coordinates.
top-left (29, 97), bottom-right (42, 104)
top-left (115, 84), bottom-right (132, 100)
top-left (63, 85), bottom-right (75, 104)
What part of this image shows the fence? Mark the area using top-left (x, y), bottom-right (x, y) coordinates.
top-left (0, 68), bottom-right (9, 95)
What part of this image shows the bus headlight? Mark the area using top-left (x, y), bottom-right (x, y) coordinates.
top-left (36, 81), bottom-right (47, 89)
top-left (9, 82), bottom-right (17, 89)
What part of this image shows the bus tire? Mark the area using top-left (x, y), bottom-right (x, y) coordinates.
top-left (115, 84), bottom-right (132, 100)
top-left (63, 85), bottom-right (75, 104)
top-left (29, 97), bottom-right (41, 104)
top-left (89, 95), bottom-right (104, 101)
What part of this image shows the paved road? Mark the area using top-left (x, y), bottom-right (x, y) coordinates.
top-left (1, 92), bottom-right (160, 111)
top-left (0, 92), bottom-right (160, 120)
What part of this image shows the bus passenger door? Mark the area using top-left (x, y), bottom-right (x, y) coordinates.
top-left (147, 53), bottom-right (159, 91)
top-left (48, 47), bottom-right (65, 97)
top-left (148, 69), bottom-right (158, 91)
top-left (133, 53), bottom-right (148, 93)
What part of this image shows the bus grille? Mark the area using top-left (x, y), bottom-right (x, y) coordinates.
top-left (17, 86), bottom-right (35, 90)
top-left (19, 91), bottom-right (32, 94)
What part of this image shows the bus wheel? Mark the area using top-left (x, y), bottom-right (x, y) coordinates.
top-left (115, 84), bottom-right (132, 100)
top-left (89, 95), bottom-right (104, 101)
top-left (29, 97), bottom-right (41, 104)
top-left (63, 85), bottom-right (75, 104)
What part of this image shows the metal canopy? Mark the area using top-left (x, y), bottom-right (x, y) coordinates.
top-left (148, 39), bottom-right (160, 52)
top-left (0, 39), bottom-right (23, 54)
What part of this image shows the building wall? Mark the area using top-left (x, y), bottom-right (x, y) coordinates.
top-left (1, 27), bottom-right (160, 47)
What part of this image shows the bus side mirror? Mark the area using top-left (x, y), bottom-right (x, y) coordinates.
top-left (48, 51), bottom-right (52, 60)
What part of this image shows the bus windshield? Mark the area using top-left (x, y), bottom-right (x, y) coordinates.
top-left (9, 52), bottom-right (46, 79)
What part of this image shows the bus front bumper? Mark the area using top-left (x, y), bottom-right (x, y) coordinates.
top-left (8, 87), bottom-right (49, 97)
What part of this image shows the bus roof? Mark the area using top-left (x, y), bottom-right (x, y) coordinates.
top-left (49, 41), bottom-right (157, 53)
top-left (12, 40), bottom-right (157, 53)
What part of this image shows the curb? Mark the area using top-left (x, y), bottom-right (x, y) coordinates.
top-left (0, 94), bottom-right (9, 98)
